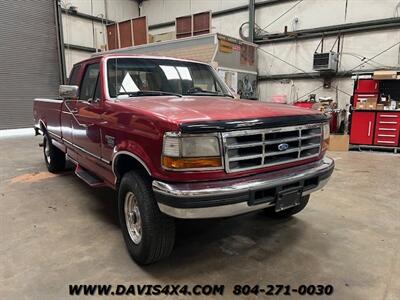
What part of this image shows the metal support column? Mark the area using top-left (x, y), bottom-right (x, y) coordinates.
top-left (248, 0), bottom-right (255, 42)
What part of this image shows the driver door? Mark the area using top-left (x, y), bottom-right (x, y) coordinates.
top-left (70, 62), bottom-right (103, 164)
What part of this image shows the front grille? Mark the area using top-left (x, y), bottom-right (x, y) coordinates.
top-left (222, 124), bottom-right (323, 173)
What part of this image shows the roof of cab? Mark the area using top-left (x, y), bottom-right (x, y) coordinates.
top-left (73, 53), bottom-right (208, 67)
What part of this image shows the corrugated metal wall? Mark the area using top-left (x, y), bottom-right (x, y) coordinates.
top-left (0, 0), bottom-right (61, 129)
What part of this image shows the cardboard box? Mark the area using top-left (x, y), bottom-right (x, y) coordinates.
top-left (356, 102), bottom-right (366, 109)
top-left (373, 70), bottom-right (397, 80)
top-left (366, 98), bottom-right (377, 109)
top-left (356, 95), bottom-right (377, 110)
top-left (328, 134), bottom-right (349, 151)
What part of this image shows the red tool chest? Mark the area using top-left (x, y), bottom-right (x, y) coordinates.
top-left (350, 111), bottom-right (376, 145)
top-left (374, 112), bottom-right (400, 146)
top-left (355, 79), bottom-right (379, 94)
top-left (350, 111), bottom-right (400, 147)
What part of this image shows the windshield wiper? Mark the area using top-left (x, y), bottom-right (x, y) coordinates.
top-left (117, 91), bottom-right (182, 98)
top-left (184, 90), bottom-right (234, 98)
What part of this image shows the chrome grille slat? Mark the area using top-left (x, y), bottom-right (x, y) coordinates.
top-left (222, 124), bottom-right (323, 173)
top-left (229, 154), bottom-right (263, 162)
top-left (264, 136), bottom-right (300, 145)
top-left (301, 133), bottom-right (322, 140)
top-left (301, 144), bottom-right (320, 150)
top-left (264, 147), bottom-right (300, 157)
top-left (227, 142), bottom-right (264, 149)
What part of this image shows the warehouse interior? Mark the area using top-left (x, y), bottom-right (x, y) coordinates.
top-left (1, 1), bottom-right (399, 299)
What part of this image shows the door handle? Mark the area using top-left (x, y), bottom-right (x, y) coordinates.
top-left (367, 121), bottom-right (372, 137)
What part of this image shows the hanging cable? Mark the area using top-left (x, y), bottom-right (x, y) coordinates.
top-left (258, 40), bottom-right (400, 101)
top-left (257, 47), bottom-right (352, 100)
top-left (314, 37), bottom-right (323, 53)
top-left (261, 0), bottom-right (304, 31)
top-left (330, 34), bottom-right (340, 52)
top-left (258, 47), bottom-right (320, 80)
top-left (343, 40), bottom-right (400, 75)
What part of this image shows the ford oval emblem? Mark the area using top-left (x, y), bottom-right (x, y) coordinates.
top-left (278, 143), bottom-right (289, 151)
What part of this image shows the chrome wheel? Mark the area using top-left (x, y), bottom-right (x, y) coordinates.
top-left (44, 138), bottom-right (51, 164)
top-left (124, 192), bottom-right (142, 244)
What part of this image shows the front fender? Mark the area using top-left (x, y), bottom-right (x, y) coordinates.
top-left (112, 140), bottom-right (157, 176)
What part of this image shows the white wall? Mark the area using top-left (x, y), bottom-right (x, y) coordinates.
top-left (141, 0), bottom-right (400, 108)
top-left (142, 0), bottom-right (248, 26)
top-left (61, 0), bottom-right (139, 74)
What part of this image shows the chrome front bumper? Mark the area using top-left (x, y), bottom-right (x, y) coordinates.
top-left (152, 157), bottom-right (334, 219)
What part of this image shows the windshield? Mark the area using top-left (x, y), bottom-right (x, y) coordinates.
top-left (106, 58), bottom-right (231, 98)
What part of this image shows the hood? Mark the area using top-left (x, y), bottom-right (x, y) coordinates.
top-left (117, 96), bottom-right (323, 125)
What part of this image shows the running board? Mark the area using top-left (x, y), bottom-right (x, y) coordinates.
top-left (75, 165), bottom-right (105, 187)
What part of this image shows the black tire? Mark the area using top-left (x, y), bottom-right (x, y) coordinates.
top-left (264, 195), bottom-right (310, 219)
top-left (43, 134), bottom-right (65, 173)
top-left (118, 170), bottom-right (175, 265)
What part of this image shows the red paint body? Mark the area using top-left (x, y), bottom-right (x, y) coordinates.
top-left (350, 111), bottom-right (376, 145)
top-left (293, 102), bottom-right (314, 109)
top-left (34, 54), bottom-right (326, 189)
top-left (355, 79), bottom-right (379, 94)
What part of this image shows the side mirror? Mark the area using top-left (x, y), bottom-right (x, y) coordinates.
top-left (59, 85), bottom-right (78, 98)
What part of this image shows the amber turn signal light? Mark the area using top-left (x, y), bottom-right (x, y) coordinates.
top-left (162, 156), bottom-right (222, 170)
top-left (322, 137), bottom-right (330, 151)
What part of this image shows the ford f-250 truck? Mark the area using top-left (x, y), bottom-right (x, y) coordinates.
top-left (33, 54), bottom-right (334, 264)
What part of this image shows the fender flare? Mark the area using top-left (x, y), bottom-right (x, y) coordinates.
top-left (111, 150), bottom-right (152, 180)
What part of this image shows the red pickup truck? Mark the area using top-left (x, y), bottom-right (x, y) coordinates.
top-left (33, 54), bottom-right (334, 264)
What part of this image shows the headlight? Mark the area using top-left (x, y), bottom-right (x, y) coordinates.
top-left (322, 123), bottom-right (330, 151)
top-left (162, 133), bottom-right (222, 170)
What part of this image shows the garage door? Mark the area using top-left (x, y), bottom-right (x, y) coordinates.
top-left (0, 0), bottom-right (61, 130)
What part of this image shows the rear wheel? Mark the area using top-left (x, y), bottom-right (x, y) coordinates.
top-left (43, 134), bottom-right (65, 173)
top-left (118, 170), bottom-right (175, 265)
top-left (264, 195), bottom-right (310, 219)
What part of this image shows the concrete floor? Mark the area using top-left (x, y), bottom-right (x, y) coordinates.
top-left (0, 135), bottom-right (399, 300)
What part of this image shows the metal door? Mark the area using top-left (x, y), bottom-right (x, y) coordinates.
top-left (0, 0), bottom-right (61, 129)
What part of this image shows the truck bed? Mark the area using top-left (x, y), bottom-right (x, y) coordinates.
top-left (33, 98), bottom-right (63, 138)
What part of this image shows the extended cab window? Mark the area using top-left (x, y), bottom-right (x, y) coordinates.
top-left (79, 63), bottom-right (100, 101)
top-left (68, 64), bottom-right (81, 85)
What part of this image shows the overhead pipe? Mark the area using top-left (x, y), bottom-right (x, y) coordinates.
top-left (255, 17), bottom-right (400, 44)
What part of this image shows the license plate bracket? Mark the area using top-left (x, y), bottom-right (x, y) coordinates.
top-left (275, 187), bottom-right (302, 212)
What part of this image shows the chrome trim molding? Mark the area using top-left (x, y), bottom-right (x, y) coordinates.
top-left (154, 157), bottom-right (334, 219)
top-left (112, 150), bottom-right (152, 178)
top-left (66, 154), bottom-right (78, 165)
top-left (158, 201), bottom-right (275, 219)
top-left (48, 131), bottom-right (62, 140)
top-left (154, 157), bottom-right (333, 199)
top-left (34, 98), bottom-right (63, 104)
top-left (62, 137), bottom-right (110, 164)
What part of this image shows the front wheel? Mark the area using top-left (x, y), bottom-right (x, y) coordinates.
top-left (264, 195), bottom-right (310, 219)
top-left (118, 170), bottom-right (175, 265)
